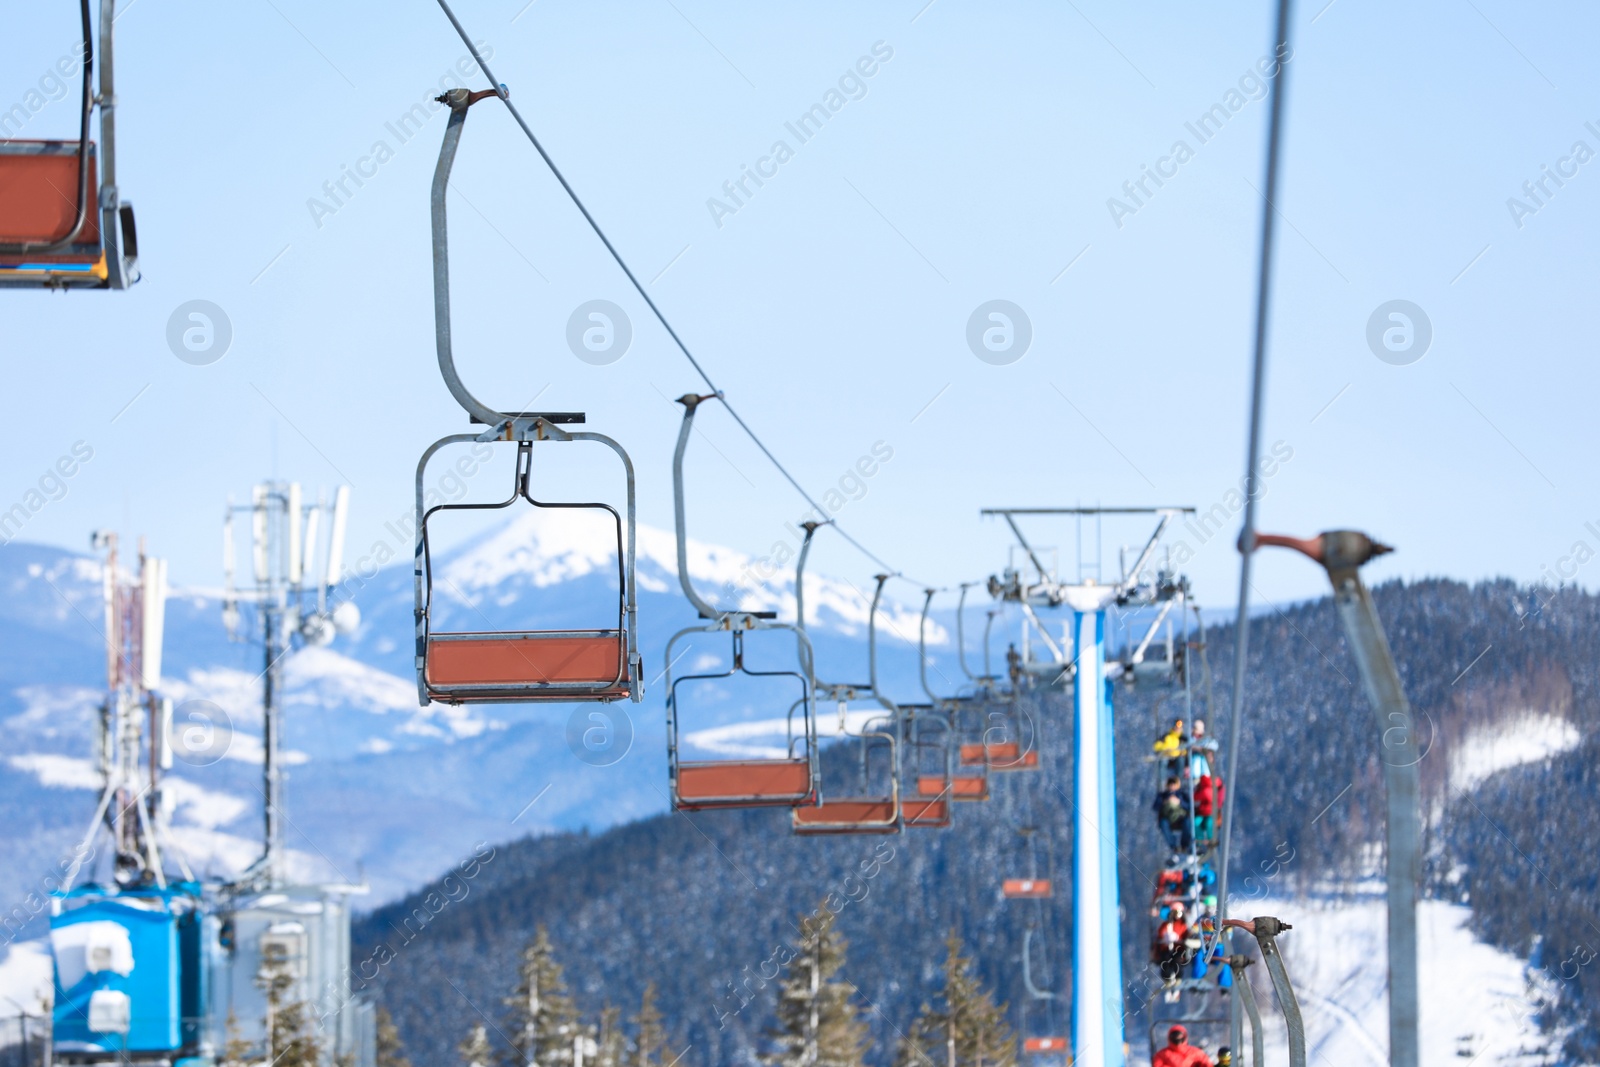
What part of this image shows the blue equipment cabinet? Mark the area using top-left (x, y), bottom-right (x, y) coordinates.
top-left (50, 882), bottom-right (208, 1061)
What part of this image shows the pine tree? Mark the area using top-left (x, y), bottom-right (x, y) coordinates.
top-left (376, 1005), bottom-right (413, 1067)
top-left (895, 933), bottom-right (1016, 1067)
top-left (595, 1006), bottom-right (627, 1067)
top-left (503, 927), bottom-right (581, 1067)
top-left (461, 1024), bottom-right (495, 1067)
top-left (262, 970), bottom-right (321, 1067)
top-left (220, 1008), bottom-right (255, 1067)
top-left (761, 908), bottom-right (870, 1067)
top-left (630, 983), bottom-right (666, 1067)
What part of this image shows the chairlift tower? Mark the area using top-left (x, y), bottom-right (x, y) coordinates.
top-left (984, 507), bottom-right (1195, 1067)
top-left (221, 482), bottom-right (356, 890)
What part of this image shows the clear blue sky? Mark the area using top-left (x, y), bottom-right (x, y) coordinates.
top-left (4, 0), bottom-right (1597, 612)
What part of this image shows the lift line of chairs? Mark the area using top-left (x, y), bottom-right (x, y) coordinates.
top-left (1, 0), bottom-right (139, 290)
top-left (408, 84), bottom-right (1040, 837)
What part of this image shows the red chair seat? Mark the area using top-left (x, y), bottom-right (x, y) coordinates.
top-left (1002, 878), bottom-right (1052, 898)
top-left (950, 775), bottom-right (989, 800)
top-left (676, 759), bottom-right (812, 808)
top-left (1024, 1037), bottom-right (1067, 1053)
top-left (425, 632), bottom-right (625, 702)
top-left (904, 796), bottom-right (950, 828)
top-left (792, 799), bottom-right (898, 835)
top-left (992, 749), bottom-right (1040, 772)
top-left (961, 741), bottom-right (1036, 769)
top-left (0, 142), bottom-right (105, 279)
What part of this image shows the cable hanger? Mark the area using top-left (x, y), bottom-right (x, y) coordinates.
top-left (1215, 0), bottom-right (1296, 957)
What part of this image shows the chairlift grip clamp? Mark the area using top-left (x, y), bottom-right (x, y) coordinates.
top-left (437, 87), bottom-right (501, 112)
top-left (676, 392), bottom-right (723, 413)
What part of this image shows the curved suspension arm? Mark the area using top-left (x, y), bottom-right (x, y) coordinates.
top-left (99, 0), bottom-right (138, 289)
top-left (794, 520), bottom-right (824, 680)
top-left (1022, 926), bottom-right (1058, 1000)
top-left (671, 393), bottom-right (726, 619)
top-left (983, 609), bottom-right (998, 682)
top-left (431, 88), bottom-right (516, 427)
top-left (955, 583), bottom-right (981, 684)
top-left (1231, 958), bottom-right (1266, 1067)
top-left (867, 574), bottom-right (901, 720)
top-left (918, 589), bottom-right (940, 703)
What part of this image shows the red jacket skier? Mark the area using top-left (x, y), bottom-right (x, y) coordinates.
top-left (1152, 1026), bottom-right (1214, 1067)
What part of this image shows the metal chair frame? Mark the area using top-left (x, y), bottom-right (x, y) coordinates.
top-left (414, 88), bottom-right (640, 706)
top-left (664, 393), bottom-right (818, 810)
top-left (790, 572), bottom-right (905, 834)
top-left (0, 0), bottom-right (139, 289)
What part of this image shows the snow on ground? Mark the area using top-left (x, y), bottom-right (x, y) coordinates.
top-left (1448, 713), bottom-right (1582, 794)
top-left (0, 941), bottom-right (52, 1015)
top-left (1234, 891), bottom-right (1560, 1067)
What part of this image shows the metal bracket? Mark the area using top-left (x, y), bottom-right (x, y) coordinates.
top-left (1225, 917), bottom-right (1305, 1067)
top-left (1245, 529), bottom-right (1418, 1067)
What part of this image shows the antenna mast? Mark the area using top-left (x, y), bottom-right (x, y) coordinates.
top-left (222, 481), bottom-right (356, 889)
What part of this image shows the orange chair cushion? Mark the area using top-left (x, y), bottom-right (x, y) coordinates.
top-left (427, 633), bottom-right (623, 688)
top-left (0, 143), bottom-right (100, 264)
top-left (792, 799), bottom-right (898, 831)
top-left (677, 759), bottom-right (812, 803)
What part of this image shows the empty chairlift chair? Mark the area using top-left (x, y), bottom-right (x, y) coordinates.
top-left (664, 394), bottom-right (818, 810)
top-left (960, 699), bottom-right (1041, 772)
top-left (791, 572), bottom-right (906, 835)
top-left (919, 588), bottom-right (991, 801)
top-left (0, 0), bottom-right (139, 289)
top-left (1001, 826), bottom-right (1053, 899)
top-left (792, 707), bottom-right (902, 835)
top-left (902, 706), bottom-right (952, 829)
top-left (415, 87), bottom-right (640, 706)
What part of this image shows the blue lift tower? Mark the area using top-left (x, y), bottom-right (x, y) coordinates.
top-left (985, 508), bottom-right (1194, 1067)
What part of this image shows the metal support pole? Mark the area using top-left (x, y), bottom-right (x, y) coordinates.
top-left (1231, 957), bottom-right (1265, 1067)
top-left (1242, 918), bottom-right (1305, 1067)
top-left (1250, 530), bottom-right (1420, 1067)
top-left (1069, 604), bottom-right (1123, 1067)
top-left (261, 598), bottom-right (284, 886)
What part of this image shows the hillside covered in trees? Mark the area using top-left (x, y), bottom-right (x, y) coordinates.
top-left (354, 578), bottom-right (1600, 1066)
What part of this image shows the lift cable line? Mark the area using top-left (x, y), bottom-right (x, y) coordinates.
top-left (1215, 0), bottom-right (1294, 1018)
top-left (430, 0), bottom-right (911, 584)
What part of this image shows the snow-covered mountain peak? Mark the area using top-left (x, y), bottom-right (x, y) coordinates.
top-left (430, 508), bottom-right (946, 643)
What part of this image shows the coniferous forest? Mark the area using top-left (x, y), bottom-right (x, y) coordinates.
top-left (354, 579), bottom-right (1600, 1066)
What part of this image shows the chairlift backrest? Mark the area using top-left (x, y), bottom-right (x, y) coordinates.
top-left (414, 88), bottom-right (640, 706)
top-left (0, 0), bottom-right (138, 289)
